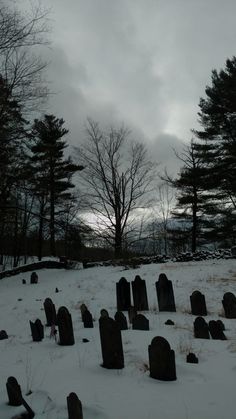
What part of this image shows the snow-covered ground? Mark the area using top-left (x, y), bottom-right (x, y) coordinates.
top-left (0, 259), bottom-right (236, 419)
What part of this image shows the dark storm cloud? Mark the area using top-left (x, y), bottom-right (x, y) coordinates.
top-left (19, 0), bottom-right (236, 173)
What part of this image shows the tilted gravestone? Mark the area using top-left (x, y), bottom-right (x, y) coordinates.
top-left (82, 309), bottom-right (93, 328)
top-left (132, 314), bottom-right (149, 331)
top-left (186, 353), bottom-right (198, 364)
top-left (6, 376), bottom-right (22, 406)
top-left (131, 275), bottom-right (149, 311)
top-left (208, 320), bottom-right (227, 340)
top-left (114, 311), bottom-right (128, 330)
top-left (155, 273), bottom-right (176, 312)
top-left (30, 271), bottom-right (38, 284)
top-left (67, 392), bottom-right (83, 419)
top-left (30, 319), bottom-right (44, 342)
top-left (148, 336), bottom-right (176, 381)
top-left (222, 292), bottom-right (236, 318)
top-left (6, 376), bottom-right (35, 417)
top-left (116, 277), bottom-right (131, 311)
top-left (44, 298), bottom-right (57, 327)
top-left (57, 306), bottom-right (75, 345)
top-left (128, 306), bottom-right (137, 324)
top-left (99, 316), bottom-right (124, 369)
top-left (194, 316), bottom-right (210, 339)
top-left (190, 291), bottom-right (207, 316)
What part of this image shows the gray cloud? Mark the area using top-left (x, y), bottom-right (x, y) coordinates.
top-left (19, 0), bottom-right (236, 172)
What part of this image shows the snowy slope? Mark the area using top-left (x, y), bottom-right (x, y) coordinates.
top-left (0, 259), bottom-right (236, 419)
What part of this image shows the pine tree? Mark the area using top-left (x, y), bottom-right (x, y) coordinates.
top-left (30, 114), bottom-right (83, 257)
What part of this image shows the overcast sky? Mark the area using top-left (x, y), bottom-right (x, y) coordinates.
top-left (20, 0), bottom-right (236, 173)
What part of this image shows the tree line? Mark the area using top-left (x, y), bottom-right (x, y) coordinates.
top-left (1, 1), bottom-right (236, 267)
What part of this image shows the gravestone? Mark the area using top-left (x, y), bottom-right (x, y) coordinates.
top-left (186, 353), bottom-right (198, 364)
top-left (208, 320), bottom-right (227, 340)
top-left (82, 309), bottom-right (93, 328)
top-left (216, 319), bottom-right (225, 331)
top-left (57, 306), bottom-right (75, 345)
top-left (155, 273), bottom-right (176, 312)
top-left (194, 316), bottom-right (210, 339)
top-left (128, 306), bottom-right (137, 324)
top-left (222, 292), bottom-right (236, 318)
top-left (22, 279), bottom-right (26, 284)
top-left (114, 311), bottom-right (128, 330)
top-left (44, 298), bottom-right (57, 326)
top-left (132, 314), bottom-right (149, 330)
top-left (190, 291), bottom-right (207, 316)
top-left (116, 277), bottom-right (131, 311)
top-left (0, 330), bottom-right (8, 340)
top-left (131, 275), bottom-right (149, 311)
top-left (67, 392), bottom-right (83, 419)
top-left (30, 319), bottom-right (44, 342)
top-left (100, 308), bottom-right (109, 318)
top-left (6, 376), bottom-right (22, 406)
top-left (99, 316), bottom-right (124, 369)
top-left (30, 272), bottom-right (38, 284)
top-left (148, 336), bottom-right (176, 381)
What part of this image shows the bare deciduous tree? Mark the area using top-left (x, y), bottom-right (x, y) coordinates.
top-left (76, 119), bottom-right (155, 257)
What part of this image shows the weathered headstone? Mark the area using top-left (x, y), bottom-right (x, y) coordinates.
top-left (186, 352), bottom-right (198, 364)
top-left (30, 272), bottom-right (38, 284)
top-left (99, 316), bottom-right (124, 369)
top-left (116, 277), bottom-right (131, 311)
top-left (194, 316), bottom-right (210, 339)
top-left (148, 336), bottom-right (176, 381)
top-left (0, 330), bottom-right (8, 340)
top-left (128, 306), bottom-right (137, 324)
top-left (100, 308), bottom-right (109, 318)
top-left (67, 392), bottom-right (83, 419)
top-left (6, 376), bottom-right (22, 406)
top-left (57, 306), bottom-right (75, 345)
top-left (44, 298), bottom-right (57, 326)
top-left (190, 290), bottom-right (207, 316)
top-left (131, 275), bottom-right (149, 311)
top-left (222, 292), bottom-right (236, 318)
top-left (208, 320), bottom-right (227, 340)
top-left (114, 311), bottom-right (128, 330)
top-left (30, 319), bottom-right (44, 342)
top-left (132, 314), bottom-right (149, 330)
top-left (82, 309), bottom-right (93, 328)
top-left (155, 273), bottom-right (176, 312)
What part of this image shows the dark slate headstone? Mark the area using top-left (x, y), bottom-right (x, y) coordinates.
top-left (222, 292), bottom-right (236, 318)
top-left (0, 330), bottom-right (8, 340)
top-left (194, 316), bottom-right (210, 339)
top-left (190, 290), bottom-right (207, 316)
top-left (22, 279), bottom-right (26, 284)
top-left (132, 314), bottom-right (149, 331)
top-left (131, 275), bottom-right (149, 311)
top-left (30, 319), bottom-right (44, 342)
top-left (67, 392), bottom-right (83, 419)
top-left (216, 319), bottom-right (225, 331)
top-left (148, 336), bottom-right (176, 381)
top-left (99, 316), bottom-right (124, 369)
top-left (155, 273), bottom-right (176, 312)
top-left (30, 271), bottom-right (38, 284)
top-left (100, 308), bottom-right (109, 318)
top-left (6, 376), bottom-right (22, 406)
top-left (82, 309), bottom-right (93, 328)
top-left (128, 306), bottom-right (137, 324)
top-left (186, 352), bottom-right (198, 364)
top-left (116, 277), bottom-right (131, 311)
top-left (57, 306), bottom-right (75, 345)
top-left (44, 298), bottom-right (57, 327)
top-left (208, 320), bottom-right (227, 340)
top-left (114, 311), bottom-right (128, 330)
